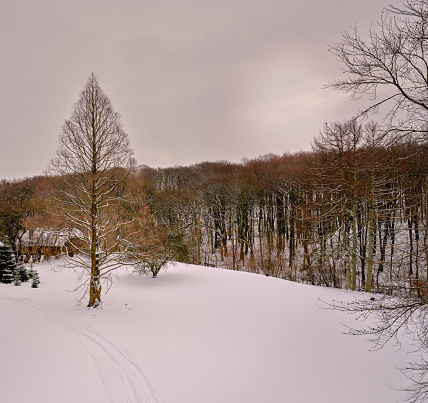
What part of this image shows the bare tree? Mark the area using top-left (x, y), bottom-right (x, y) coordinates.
top-left (329, 293), bottom-right (428, 403)
top-left (50, 73), bottom-right (134, 307)
top-left (328, 0), bottom-right (428, 143)
top-left (312, 119), bottom-right (363, 290)
top-left (0, 177), bottom-right (43, 260)
top-left (328, 1), bottom-right (428, 399)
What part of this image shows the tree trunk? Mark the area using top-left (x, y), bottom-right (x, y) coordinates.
top-left (351, 197), bottom-right (357, 290)
top-left (366, 204), bottom-right (374, 292)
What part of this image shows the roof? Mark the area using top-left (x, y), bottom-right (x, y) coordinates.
top-left (20, 228), bottom-right (83, 247)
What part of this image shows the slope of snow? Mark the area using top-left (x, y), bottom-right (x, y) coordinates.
top-left (0, 260), bottom-right (418, 402)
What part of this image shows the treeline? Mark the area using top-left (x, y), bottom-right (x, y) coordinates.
top-left (1, 123), bottom-right (427, 294)
top-left (139, 122), bottom-right (428, 294)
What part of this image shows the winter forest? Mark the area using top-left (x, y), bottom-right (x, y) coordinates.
top-left (1, 1), bottom-right (428, 402)
top-left (2, 112), bottom-right (427, 295)
top-left (140, 136), bottom-right (428, 293)
top-left (2, 104), bottom-right (427, 299)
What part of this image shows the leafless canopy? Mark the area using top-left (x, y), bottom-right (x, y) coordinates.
top-left (52, 73), bottom-right (133, 177)
top-left (50, 73), bottom-right (134, 307)
top-left (328, 294), bottom-right (428, 403)
top-left (328, 0), bottom-right (428, 142)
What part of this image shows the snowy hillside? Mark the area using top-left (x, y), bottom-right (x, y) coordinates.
top-left (0, 260), bottom-right (417, 403)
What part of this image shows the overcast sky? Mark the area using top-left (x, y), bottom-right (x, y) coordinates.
top-left (0, 0), bottom-right (392, 180)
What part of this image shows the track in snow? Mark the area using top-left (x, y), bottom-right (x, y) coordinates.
top-left (1, 297), bottom-right (162, 403)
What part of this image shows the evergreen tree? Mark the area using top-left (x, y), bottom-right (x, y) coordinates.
top-left (2, 267), bottom-right (14, 284)
top-left (15, 264), bottom-right (29, 283)
top-left (0, 244), bottom-right (17, 284)
top-left (30, 269), bottom-right (40, 288)
top-left (13, 271), bottom-right (22, 286)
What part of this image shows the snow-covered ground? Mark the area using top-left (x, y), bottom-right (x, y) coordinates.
top-left (0, 260), bottom-right (419, 403)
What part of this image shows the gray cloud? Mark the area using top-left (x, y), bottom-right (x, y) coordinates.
top-left (0, 0), bottom-right (390, 179)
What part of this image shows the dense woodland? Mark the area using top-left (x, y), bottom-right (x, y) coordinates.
top-left (2, 121), bottom-right (426, 295)
top-left (140, 123), bottom-right (428, 294)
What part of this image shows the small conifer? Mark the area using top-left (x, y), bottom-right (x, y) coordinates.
top-left (31, 270), bottom-right (40, 288)
top-left (0, 244), bottom-right (17, 284)
top-left (2, 267), bottom-right (14, 284)
top-left (13, 271), bottom-right (22, 286)
top-left (16, 264), bottom-right (29, 282)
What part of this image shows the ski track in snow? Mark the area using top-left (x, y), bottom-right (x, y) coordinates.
top-left (0, 297), bottom-right (162, 403)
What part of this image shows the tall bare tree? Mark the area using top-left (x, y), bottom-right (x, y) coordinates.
top-left (328, 1), bottom-right (428, 400)
top-left (312, 120), bottom-right (363, 290)
top-left (50, 73), bottom-right (134, 307)
top-left (328, 0), bottom-right (428, 143)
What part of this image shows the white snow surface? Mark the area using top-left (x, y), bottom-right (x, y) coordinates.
top-left (0, 260), bottom-right (418, 403)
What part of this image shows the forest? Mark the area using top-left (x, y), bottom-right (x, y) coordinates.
top-left (1, 120), bottom-right (427, 296)
top-left (141, 124), bottom-right (428, 294)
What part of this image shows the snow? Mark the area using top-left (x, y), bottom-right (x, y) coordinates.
top-left (0, 259), bottom-right (418, 403)
top-left (20, 228), bottom-right (83, 247)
